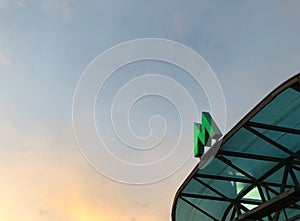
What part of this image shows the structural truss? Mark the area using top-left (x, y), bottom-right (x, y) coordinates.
top-left (172, 73), bottom-right (300, 221)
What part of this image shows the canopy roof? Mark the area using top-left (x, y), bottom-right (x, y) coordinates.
top-left (172, 73), bottom-right (300, 221)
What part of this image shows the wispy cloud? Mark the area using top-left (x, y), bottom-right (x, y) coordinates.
top-left (0, 52), bottom-right (11, 68)
top-left (41, 0), bottom-right (72, 22)
top-left (0, 0), bottom-right (27, 9)
top-left (0, 0), bottom-right (8, 8)
top-left (17, 0), bottom-right (26, 8)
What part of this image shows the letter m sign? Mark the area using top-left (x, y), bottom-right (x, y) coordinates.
top-left (194, 112), bottom-right (222, 158)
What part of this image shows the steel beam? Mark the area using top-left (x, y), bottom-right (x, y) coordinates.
top-left (246, 121), bottom-right (300, 135)
top-left (232, 186), bottom-right (300, 221)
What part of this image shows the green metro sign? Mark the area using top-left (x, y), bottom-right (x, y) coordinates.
top-left (194, 112), bottom-right (223, 158)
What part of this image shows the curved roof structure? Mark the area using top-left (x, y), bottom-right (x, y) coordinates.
top-left (172, 73), bottom-right (300, 221)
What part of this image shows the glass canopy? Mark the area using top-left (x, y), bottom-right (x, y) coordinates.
top-left (172, 73), bottom-right (300, 221)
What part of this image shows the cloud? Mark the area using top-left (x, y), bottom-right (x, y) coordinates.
top-left (0, 0), bottom-right (8, 8)
top-left (0, 0), bottom-right (26, 8)
top-left (0, 52), bottom-right (11, 68)
top-left (17, 0), bottom-right (26, 8)
top-left (41, 0), bottom-right (72, 22)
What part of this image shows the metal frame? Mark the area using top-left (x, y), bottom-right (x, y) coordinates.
top-left (172, 73), bottom-right (300, 221)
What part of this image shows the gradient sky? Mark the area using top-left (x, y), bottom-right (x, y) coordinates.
top-left (1, 1), bottom-right (300, 221)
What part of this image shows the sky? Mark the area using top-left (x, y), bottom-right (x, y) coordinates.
top-left (1, 1), bottom-right (300, 220)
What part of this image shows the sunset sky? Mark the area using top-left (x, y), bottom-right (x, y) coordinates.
top-left (1, 1), bottom-right (300, 220)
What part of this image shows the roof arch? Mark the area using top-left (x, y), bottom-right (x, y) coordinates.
top-left (172, 73), bottom-right (300, 221)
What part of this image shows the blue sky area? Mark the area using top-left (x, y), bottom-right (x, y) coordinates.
top-left (1, 1), bottom-right (300, 220)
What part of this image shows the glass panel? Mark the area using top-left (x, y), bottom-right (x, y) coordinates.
top-left (226, 156), bottom-right (277, 178)
top-left (199, 158), bottom-right (248, 178)
top-left (254, 127), bottom-right (300, 155)
top-left (201, 178), bottom-right (250, 199)
top-left (175, 198), bottom-right (213, 221)
top-left (222, 127), bottom-right (290, 158)
top-left (243, 187), bottom-right (261, 201)
top-left (284, 206), bottom-right (300, 219)
top-left (187, 198), bottom-right (230, 220)
top-left (252, 88), bottom-right (300, 129)
top-left (182, 178), bottom-right (219, 197)
top-left (241, 203), bottom-right (256, 210)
